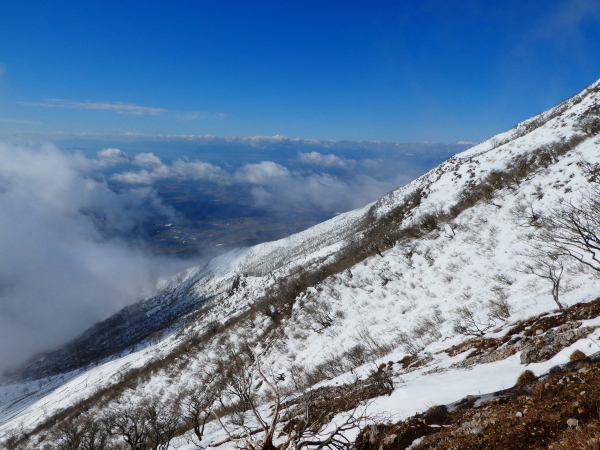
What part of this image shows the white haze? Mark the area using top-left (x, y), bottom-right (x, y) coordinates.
top-left (0, 141), bottom-right (189, 373)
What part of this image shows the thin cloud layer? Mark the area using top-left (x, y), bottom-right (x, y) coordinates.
top-left (0, 142), bottom-right (186, 373)
top-left (19, 99), bottom-right (168, 115)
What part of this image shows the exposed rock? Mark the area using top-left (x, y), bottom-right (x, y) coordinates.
top-left (520, 324), bottom-right (593, 365)
top-left (380, 434), bottom-right (396, 445)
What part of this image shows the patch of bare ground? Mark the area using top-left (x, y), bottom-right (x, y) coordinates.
top-left (440, 297), bottom-right (600, 369)
top-left (396, 355), bottom-right (434, 373)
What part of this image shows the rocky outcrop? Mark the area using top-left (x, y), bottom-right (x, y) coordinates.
top-left (520, 322), bottom-right (594, 365)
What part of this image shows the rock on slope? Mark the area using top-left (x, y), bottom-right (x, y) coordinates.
top-left (3, 80), bottom-right (600, 448)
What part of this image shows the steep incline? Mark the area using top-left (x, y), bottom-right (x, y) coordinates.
top-left (3, 80), bottom-right (600, 448)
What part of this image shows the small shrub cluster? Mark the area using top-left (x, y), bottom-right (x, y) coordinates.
top-left (574, 112), bottom-right (600, 136)
top-left (515, 369), bottom-right (536, 386)
top-left (569, 349), bottom-right (586, 361)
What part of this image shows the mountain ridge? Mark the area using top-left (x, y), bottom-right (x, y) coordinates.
top-left (3, 79), bottom-right (600, 449)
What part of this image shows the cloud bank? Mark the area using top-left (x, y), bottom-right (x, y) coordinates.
top-left (0, 142), bottom-right (186, 373)
top-left (110, 151), bottom-right (411, 212)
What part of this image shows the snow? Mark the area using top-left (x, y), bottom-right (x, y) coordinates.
top-left (3, 80), bottom-right (600, 447)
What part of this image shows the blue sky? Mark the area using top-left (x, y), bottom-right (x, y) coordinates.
top-left (1, 0), bottom-right (600, 143)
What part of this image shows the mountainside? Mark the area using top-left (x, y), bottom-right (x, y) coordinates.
top-left (3, 80), bottom-right (600, 449)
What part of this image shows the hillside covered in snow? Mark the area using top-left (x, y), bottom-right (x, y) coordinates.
top-left (3, 80), bottom-right (600, 449)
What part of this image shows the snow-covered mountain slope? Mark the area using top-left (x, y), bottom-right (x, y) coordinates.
top-left (3, 80), bottom-right (600, 449)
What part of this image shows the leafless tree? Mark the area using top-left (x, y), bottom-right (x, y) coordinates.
top-left (214, 348), bottom-right (382, 450)
top-left (277, 400), bottom-right (375, 450)
top-left (535, 189), bottom-right (600, 273)
top-left (214, 348), bottom-right (282, 450)
top-left (143, 398), bottom-right (181, 450)
top-left (49, 414), bottom-right (109, 450)
top-left (518, 251), bottom-right (566, 310)
top-left (573, 114), bottom-right (600, 136)
top-left (182, 385), bottom-right (217, 447)
top-left (103, 396), bottom-right (181, 450)
top-left (103, 406), bottom-right (151, 450)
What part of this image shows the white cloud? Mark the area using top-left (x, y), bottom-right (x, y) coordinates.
top-left (112, 169), bottom-right (159, 184)
top-left (171, 160), bottom-right (232, 184)
top-left (0, 141), bottom-right (184, 372)
top-left (113, 157), bottom-right (231, 185)
top-left (248, 171), bottom-right (401, 212)
top-left (234, 161), bottom-right (291, 184)
top-left (133, 152), bottom-right (164, 168)
top-left (107, 150), bottom-right (417, 213)
top-left (97, 148), bottom-right (130, 165)
top-left (297, 151), bottom-right (356, 169)
top-left (19, 99), bottom-right (168, 115)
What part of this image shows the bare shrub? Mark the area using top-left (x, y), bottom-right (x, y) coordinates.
top-left (368, 364), bottom-right (395, 396)
top-left (431, 306), bottom-right (445, 325)
top-left (411, 317), bottom-right (442, 343)
top-left (492, 272), bottom-right (516, 286)
top-left (102, 396), bottom-right (181, 450)
top-left (48, 414), bottom-right (109, 450)
top-left (395, 331), bottom-right (421, 356)
top-left (356, 328), bottom-right (393, 359)
top-left (345, 344), bottom-right (370, 367)
top-left (487, 286), bottom-right (512, 320)
top-left (487, 297), bottom-right (511, 321)
top-left (419, 212), bottom-right (439, 232)
top-left (578, 156), bottom-right (600, 183)
top-left (452, 306), bottom-right (495, 336)
top-left (311, 354), bottom-right (349, 381)
top-left (574, 114), bottom-right (600, 136)
top-left (334, 309), bottom-right (346, 320)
